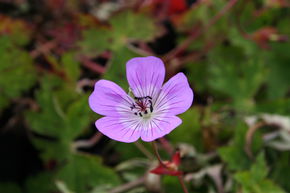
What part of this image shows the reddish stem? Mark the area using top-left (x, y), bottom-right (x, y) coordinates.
top-left (164, 0), bottom-right (239, 61)
top-left (178, 175), bottom-right (189, 193)
top-left (151, 141), bottom-right (167, 168)
top-left (158, 137), bottom-right (174, 154)
top-left (151, 141), bottom-right (189, 193)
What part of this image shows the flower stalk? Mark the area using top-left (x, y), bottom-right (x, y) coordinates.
top-left (151, 141), bottom-right (189, 193)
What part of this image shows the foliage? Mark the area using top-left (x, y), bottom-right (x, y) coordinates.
top-left (0, 0), bottom-right (289, 193)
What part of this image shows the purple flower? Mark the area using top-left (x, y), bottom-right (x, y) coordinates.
top-left (89, 56), bottom-right (194, 143)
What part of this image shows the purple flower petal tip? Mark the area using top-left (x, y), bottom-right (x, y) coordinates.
top-left (88, 56), bottom-right (194, 143)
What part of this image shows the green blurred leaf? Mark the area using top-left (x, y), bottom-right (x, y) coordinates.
top-left (80, 10), bottom-right (157, 54)
top-left (26, 172), bottom-right (57, 193)
top-left (61, 52), bottom-right (81, 83)
top-left (208, 44), bottom-right (265, 110)
top-left (218, 122), bottom-right (263, 171)
top-left (162, 176), bottom-right (182, 193)
top-left (26, 75), bottom-right (91, 161)
top-left (0, 36), bottom-right (36, 110)
top-left (249, 153), bottom-right (268, 181)
top-left (79, 11), bottom-right (157, 88)
top-left (255, 98), bottom-right (290, 115)
top-left (270, 152), bottom-right (290, 191)
top-left (235, 153), bottom-right (286, 193)
top-left (66, 94), bottom-right (91, 139)
top-left (79, 28), bottom-right (111, 56)
top-left (57, 153), bottom-right (120, 193)
top-left (169, 108), bottom-right (203, 151)
top-left (110, 11), bottom-right (156, 43)
top-left (265, 43), bottom-right (290, 99)
top-left (104, 47), bottom-right (137, 89)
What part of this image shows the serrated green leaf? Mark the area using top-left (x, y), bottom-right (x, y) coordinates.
top-left (26, 75), bottom-right (91, 161)
top-left (110, 11), bottom-right (156, 42)
top-left (235, 173), bottom-right (286, 193)
top-left (0, 36), bottom-right (36, 110)
top-left (79, 28), bottom-right (112, 56)
top-left (80, 11), bottom-right (156, 56)
top-left (235, 152), bottom-right (286, 193)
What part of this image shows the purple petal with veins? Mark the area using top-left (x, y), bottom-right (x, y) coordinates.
top-left (88, 56), bottom-right (194, 143)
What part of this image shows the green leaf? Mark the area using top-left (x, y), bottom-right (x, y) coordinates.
top-left (270, 152), bottom-right (290, 191)
top-left (103, 47), bottom-right (137, 89)
top-left (218, 122), bottom-right (263, 171)
top-left (169, 108), bottom-right (203, 151)
top-left (250, 153), bottom-right (268, 181)
top-left (65, 94), bottom-right (91, 139)
top-left (265, 43), bottom-right (290, 99)
top-left (0, 36), bottom-right (36, 110)
top-left (255, 98), bottom-right (290, 115)
top-left (79, 28), bottom-right (112, 56)
top-left (163, 176), bottom-right (182, 193)
top-left (57, 153), bottom-right (120, 193)
top-left (235, 152), bottom-right (286, 193)
top-left (26, 75), bottom-right (91, 161)
top-left (208, 44), bottom-right (265, 111)
top-left (61, 52), bottom-right (80, 83)
top-left (110, 11), bottom-right (156, 42)
top-left (25, 172), bottom-right (57, 193)
top-left (235, 172), bottom-right (286, 193)
top-left (80, 10), bottom-right (157, 55)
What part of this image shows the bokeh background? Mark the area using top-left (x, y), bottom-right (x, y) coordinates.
top-left (0, 0), bottom-right (290, 193)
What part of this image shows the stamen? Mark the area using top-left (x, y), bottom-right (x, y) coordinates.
top-left (130, 95), bottom-right (154, 117)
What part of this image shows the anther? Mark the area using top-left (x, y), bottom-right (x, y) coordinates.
top-left (139, 113), bottom-right (143, 117)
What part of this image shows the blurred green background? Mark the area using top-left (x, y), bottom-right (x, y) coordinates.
top-left (0, 0), bottom-right (289, 193)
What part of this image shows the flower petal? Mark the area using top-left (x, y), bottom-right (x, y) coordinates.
top-left (126, 56), bottom-right (165, 98)
top-left (95, 116), bottom-right (141, 143)
top-left (89, 80), bottom-right (133, 116)
top-left (140, 115), bottom-right (182, 142)
top-left (154, 73), bottom-right (193, 115)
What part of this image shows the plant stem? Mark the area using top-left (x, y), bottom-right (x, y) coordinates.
top-left (151, 141), bottom-right (166, 167)
top-left (164, 0), bottom-right (238, 62)
top-left (151, 141), bottom-right (190, 193)
top-left (178, 175), bottom-right (189, 193)
top-left (134, 141), bottom-right (154, 160)
top-left (158, 137), bottom-right (174, 154)
top-left (109, 176), bottom-right (145, 193)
